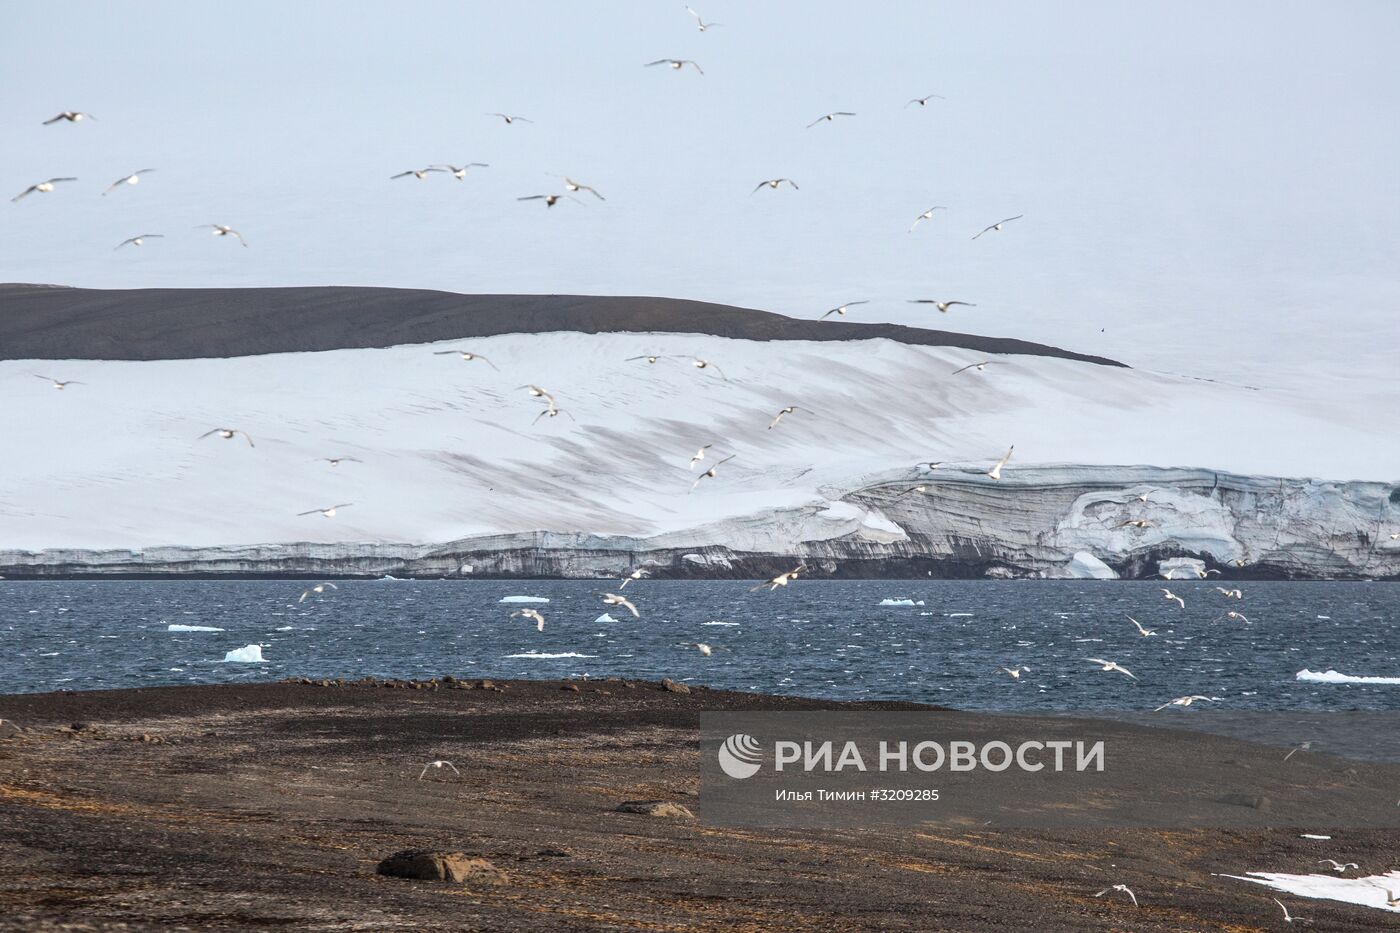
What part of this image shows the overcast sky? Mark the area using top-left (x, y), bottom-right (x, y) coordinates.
top-left (2, 1), bottom-right (1396, 406)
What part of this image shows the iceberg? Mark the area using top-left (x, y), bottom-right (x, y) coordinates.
top-left (221, 644), bottom-right (265, 663)
top-left (503, 651), bottom-right (596, 659)
top-left (500, 596), bottom-right (550, 604)
top-left (1296, 669), bottom-right (1400, 685)
top-left (879, 598), bottom-right (917, 607)
top-left (167, 624), bottom-right (225, 632)
top-left (594, 613), bottom-right (618, 623)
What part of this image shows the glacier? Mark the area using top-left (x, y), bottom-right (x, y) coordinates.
top-left (0, 308), bottom-right (1394, 580)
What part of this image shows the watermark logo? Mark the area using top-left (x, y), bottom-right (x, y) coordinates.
top-left (717, 733), bottom-right (763, 779)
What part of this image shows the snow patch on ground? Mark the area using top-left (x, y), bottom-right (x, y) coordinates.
top-left (1224, 871), bottom-right (1400, 913)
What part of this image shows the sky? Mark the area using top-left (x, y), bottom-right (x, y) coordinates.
top-left (2, 0), bottom-right (1397, 406)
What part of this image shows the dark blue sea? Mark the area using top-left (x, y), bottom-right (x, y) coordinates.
top-left (3, 580), bottom-right (1397, 711)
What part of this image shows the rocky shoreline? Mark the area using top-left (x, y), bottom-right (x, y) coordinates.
top-left (1, 679), bottom-right (1398, 930)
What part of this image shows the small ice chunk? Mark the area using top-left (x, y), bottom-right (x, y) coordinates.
top-left (500, 596), bottom-right (550, 604)
top-left (167, 624), bottom-right (224, 632)
top-left (594, 613), bottom-right (618, 623)
top-left (879, 598), bottom-right (917, 607)
top-left (221, 644), bottom-right (265, 663)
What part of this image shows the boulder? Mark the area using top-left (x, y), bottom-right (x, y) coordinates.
top-left (1216, 793), bottom-right (1271, 811)
top-left (376, 850), bottom-right (506, 884)
top-left (615, 800), bottom-right (695, 819)
top-left (0, 719), bottom-right (21, 739)
top-left (661, 678), bottom-right (691, 695)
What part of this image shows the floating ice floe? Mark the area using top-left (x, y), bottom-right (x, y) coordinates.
top-left (500, 595), bottom-right (550, 604)
top-left (221, 644), bottom-right (265, 663)
top-left (1223, 871), bottom-right (1400, 913)
top-left (878, 598), bottom-right (924, 607)
top-left (702, 621), bottom-right (740, 626)
top-left (503, 651), bottom-right (596, 659)
top-left (594, 613), bottom-right (618, 623)
top-left (167, 624), bottom-right (224, 632)
top-left (1296, 669), bottom-right (1400, 685)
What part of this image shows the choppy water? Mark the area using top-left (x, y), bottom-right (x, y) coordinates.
top-left (2, 579), bottom-right (1397, 711)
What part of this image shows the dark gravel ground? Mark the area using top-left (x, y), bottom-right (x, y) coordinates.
top-left (0, 679), bottom-right (1395, 931)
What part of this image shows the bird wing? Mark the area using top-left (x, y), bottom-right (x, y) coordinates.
top-left (950, 363), bottom-right (979, 375)
top-left (644, 60), bottom-right (671, 67)
top-left (518, 195), bottom-right (545, 201)
top-left (390, 171), bottom-right (415, 179)
top-left (10, 186), bottom-right (37, 202)
top-left (42, 114), bottom-right (64, 125)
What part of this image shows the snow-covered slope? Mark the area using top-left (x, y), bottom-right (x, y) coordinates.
top-left (1, 329), bottom-right (1395, 577)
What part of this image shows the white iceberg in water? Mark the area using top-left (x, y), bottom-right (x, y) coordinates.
top-left (168, 624), bottom-right (225, 632)
top-left (878, 598), bottom-right (923, 607)
top-left (221, 644), bottom-right (265, 663)
top-left (500, 595), bottom-right (550, 604)
top-left (594, 612), bottom-right (618, 623)
top-left (504, 651), bottom-right (596, 659)
top-left (1296, 669), bottom-right (1400, 685)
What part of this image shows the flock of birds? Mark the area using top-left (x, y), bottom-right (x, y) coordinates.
top-left (16, 9), bottom-right (1396, 914)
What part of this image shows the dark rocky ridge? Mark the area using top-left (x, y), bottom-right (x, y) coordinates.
top-left (0, 283), bottom-right (1125, 365)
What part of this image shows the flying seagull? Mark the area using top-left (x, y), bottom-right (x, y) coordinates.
top-left (1160, 588), bottom-right (1185, 609)
top-left (562, 177), bottom-right (605, 199)
top-left (985, 446), bottom-right (1014, 480)
top-left (298, 582), bottom-right (338, 603)
top-left (317, 457), bottom-right (363, 467)
top-left (1215, 586), bottom-right (1243, 599)
top-left (198, 224), bottom-right (247, 246)
top-left (199, 428), bottom-right (254, 447)
top-left (391, 167), bottom-right (447, 180)
top-left (1084, 658), bottom-right (1137, 679)
top-left (625, 354), bottom-right (668, 365)
top-left (532, 400), bottom-right (574, 424)
top-left (806, 111), bottom-right (856, 128)
top-left (646, 59), bottom-right (703, 74)
top-left (619, 567), bottom-right (650, 589)
top-left (1128, 617), bottom-right (1156, 637)
top-left (419, 760), bottom-right (460, 780)
top-left (752, 178), bottom-right (798, 193)
top-left (1273, 898), bottom-right (1304, 924)
top-left (909, 206), bottom-right (946, 232)
top-left (431, 162), bottom-right (488, 179)
top-left (1119, 519), bottom-right (1154, 529)
top-left (906, 94), bottom-right (945, 107)
top-left (686, 7), bottom-right (721, 30)
top-left (909, 299), bottom-right (975, 313)
top-left (750, 565), bottom-right (807, 592)
top-left (688, 445), bottom-right (713, 469)
top-left (12, 178), bottom-right (76, 202)
top-left (518, 194), bottom-right (577, 208)
top-left (684, 357), bottom-right (726, 378)
top-left (487, 113), bottom-right (533, 124)
top-left (511, 608), bottom-right (546, 631)
top-left (114, 234), bottom-right (163, 250)
top-left (1283, 741), bottom-right (1312, 761)
top-left (680, 642), bottom-right (718, 656)
top-left (951, 361), bottom-right (1003, 375)
top-left (297, 504), bottom-right (353, 518)
top-left (521, 384), bottom-right (556, 405)
top-left (996, 666), bottom-right (1031, 680)
top-left (767, 406), bottom-right (804, 430)
top-left (819, 300), bottom-right (868, 321)
top-left (691, 454), bottom-right (736, 491)
top-left (1094, 884), bottom-right (1138, 907)
top-left (1153, 695), bottom-right (1220, 712)
top-left (432, 349), bottom-right (498, 369)
top-left (1215, 610), bottom-right (1250, 624)
top-left (101, 169), bottom-right (156, 196)
top-left (43, 111), bottom-right (95, 124)
top-left (1317, 859), bottom-right (1359, 873)
top-left (972, 215), bottom-right (1024, 240)
top-left (602, 592), bottom-right (640, 617)
top-left (33, 374), bottom-right (82, 390)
